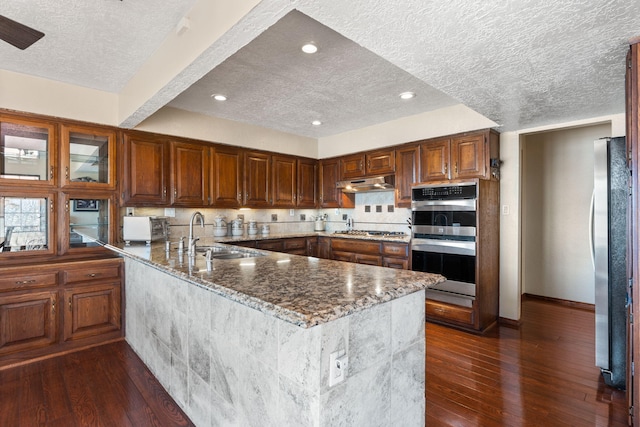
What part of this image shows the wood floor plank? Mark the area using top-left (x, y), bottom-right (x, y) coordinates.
top-left (426, 298), bottom-right (629, 426)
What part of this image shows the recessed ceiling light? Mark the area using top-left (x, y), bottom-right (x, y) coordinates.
top-left (312, 120), bottom-right (322, 126)
top-left (302, 43), bottom-right (318, 54)
top-left (399, 91), bottom-right (415, 100)
top-left (212, 94), bottom-right (227, 101)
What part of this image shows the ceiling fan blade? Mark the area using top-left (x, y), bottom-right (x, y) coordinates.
top-left (0, 14), bottom-right (44, 50)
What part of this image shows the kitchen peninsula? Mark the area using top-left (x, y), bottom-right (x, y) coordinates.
top-left (108, 238), bottom-right (444, 426)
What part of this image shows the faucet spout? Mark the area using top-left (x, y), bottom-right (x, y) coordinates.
top-left (188, 211), bottom-right (205, 256)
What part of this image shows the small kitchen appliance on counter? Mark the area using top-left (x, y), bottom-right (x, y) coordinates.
top-left (123, 216), bottom-right (169, 246)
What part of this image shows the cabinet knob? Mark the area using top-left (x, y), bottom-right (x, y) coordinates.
top-left (87, 273), bottom-right (98, 278)
top-left (68, 297), bottom-right (72, 310)
top-left (49, 166), bottom-right (54, 179)
top-left (15, 279), bottom-right (36, 285)
top-left (454, 163), bottom-right (458, 174)
top-left (444, 163), bottom-right (448, 174)
top-left (65, 166), bottom-right (69, 179)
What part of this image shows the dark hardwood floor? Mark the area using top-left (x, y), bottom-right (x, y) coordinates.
top-left (426, 297), bottom-right (629, 426)
top-left (0, 297), bottom-right (628, 426)
top-left (0, 341), bottom-right (194, 427)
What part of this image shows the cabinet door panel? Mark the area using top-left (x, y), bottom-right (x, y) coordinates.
top-left (211, 147), bottom-right (243, 207)
top-left (452, 134), bottom-right (485, 179)
top-left (272, 155), bottom-right (296, 207)
top-left (297, 158), bottom-right (318, 208)
top-left (420, 139), bottom-right (450, 182)
top-left (340, 154), bottom-right (365, 179)
top-left (356, 254), bottom-right (382, 266)
top-left (63, 284), bottom-right (121, 342)
top-left (320, 159), bottom-right (354, 208)
top-left (171, 141), bottom-right (209, 206)
top-left (331, 251), bottom-right (355, 263)
top-left (366, 150), bottom-right (395, 175)
top-left (395, 145), bottom-right (419, 207)
top-left (60, 124), bottom-right (116, 190)
top-left (123, 134), bottom-right (168, 205)
top-left (0, 291), bottom-right (57, 355)
top-left (244, 151), bottom-right (271, 207)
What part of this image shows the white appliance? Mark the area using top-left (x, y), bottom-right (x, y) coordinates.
top-left (123, 216), bottom-right (168, 245)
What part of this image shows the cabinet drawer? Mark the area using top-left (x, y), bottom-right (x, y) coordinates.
top-left (331, 239), bottom-right (381, 255)
top-left (283, 238), bottom-right (307, 250)
top-left (63, 260), bottom-right (121, 284)
top-left (257, 240), bottom-right (284, 251)
top-left (382, 257), bottom-right (408, 269)
top-left (286, 248), bottom-right (307, 256)
top-left (331, 251), bottom-right (355, 263)
top-left (381, 242), bottom-right (408, 257)
top-left (356, 254), bottom-right (382, 266)
top-left (0, 271), bottom-right (57, 292)
top-left (426, 300), bottom-right (474, 326)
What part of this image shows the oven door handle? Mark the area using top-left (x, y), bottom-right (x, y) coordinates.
top-left (411, 239), bottom-right (476, 256)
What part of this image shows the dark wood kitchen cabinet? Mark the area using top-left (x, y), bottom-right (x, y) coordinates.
top-left (122, 132), bottom-right (169, 206)
top-left (0, 257), bottom-right (123, 368)
top-left (319, 158), bottom-right (354, 208)
top-left (272, 154), bottom-right (296, 207)
top-left (394, 144), bottom-right (420, 208)
top-left (340, 149), bottom-right (395, 180)
top-left (244, 151), bottom-right (271, 207)
top-left (0, 290), bottom-right (58, 357)
top-left (170, 140), bottom-right (209, 206)
top-left (331, 238), bottom-right (383, 266)
top-left (211, 146), bottom-right (243, 208)
top-left (381, 242), bottom-right (409, 269)
top-left (420, 130), bottom-right (499, 182)
top-left (296, 157), bottom-right (318, 208)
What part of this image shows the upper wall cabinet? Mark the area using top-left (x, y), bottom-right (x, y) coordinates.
top-left (0, 114), bottom-right (57, 187)
top-left (340, 149), bottom-right (395, 180)
top-left (272, 154), bottom-right (296, 207)
top-left (60, 124), bottom-right (116, 190)
top-left (121, 132), bottom-right (170, 206)
top-left (320, 158), bottom-right (354, 208)
top-left (170, 140), bottom-right (209, 207)
top-left (296, 157), bottom-right (318, 208)
top-left (420, 130), bottom-right (499, 182)
top-left (211, 145), bottom-right (243, 208)
top-left (394, 144), bottom-right (420, 208)
top-left (244, 151), bottom-right (271, 207)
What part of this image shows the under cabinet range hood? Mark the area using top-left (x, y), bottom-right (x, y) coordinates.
top-left (336, 175), bottom-right (395, 193)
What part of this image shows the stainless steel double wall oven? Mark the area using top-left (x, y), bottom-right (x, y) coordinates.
top-left (411, 181), bottom-right (478, 307)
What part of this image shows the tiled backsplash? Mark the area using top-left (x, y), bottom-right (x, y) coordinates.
top-left (124, 190), bottom-right (412, 239)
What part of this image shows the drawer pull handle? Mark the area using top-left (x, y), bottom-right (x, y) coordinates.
top-left (16, 279), bottom-right (36, 285)
top-left (87, 273), bottom-right (99, 277)
top-left (69, 297), bottom-right (72, 310)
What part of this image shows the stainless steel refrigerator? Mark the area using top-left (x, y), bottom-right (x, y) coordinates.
top-left (593, 136), bottom-right (627, 389)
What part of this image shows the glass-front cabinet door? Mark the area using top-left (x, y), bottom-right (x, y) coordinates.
top-left (60, 124), bottom-right (116, 189)
top-left (0, 192), bottom-right (56, 256)
top-left (62, 193), bottom-right (115, 254)
top-left (0, 116), bottom-right (56, 186)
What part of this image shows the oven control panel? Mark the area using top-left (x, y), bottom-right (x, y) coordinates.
top-left (412, 183), bottom-right (476, 201)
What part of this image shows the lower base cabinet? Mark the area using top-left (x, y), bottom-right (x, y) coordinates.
top-left (0, 257), bottom-right (123, 368)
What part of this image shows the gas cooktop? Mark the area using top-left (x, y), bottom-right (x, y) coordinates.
top-left (333, 230), bottom-right (407, 238)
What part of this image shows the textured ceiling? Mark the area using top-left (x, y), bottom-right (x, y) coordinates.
top-left (2, 0), bottom-right (640, 138)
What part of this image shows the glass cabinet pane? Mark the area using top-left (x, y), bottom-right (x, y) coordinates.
top-left (69, 197), bottom-right (110, 248)
top-left (0, 196), bottom-right (50, 253)
top-left (0, 122), bottom-right (50, 182)
top-left (68, 132), bottom-right (110, 184)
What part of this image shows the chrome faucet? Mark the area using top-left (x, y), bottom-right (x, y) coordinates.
top-left (188, 211), bottom-right (204, 257)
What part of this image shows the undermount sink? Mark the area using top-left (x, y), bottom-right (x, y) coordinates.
top-left (195, 246), bottom-right (265, 259)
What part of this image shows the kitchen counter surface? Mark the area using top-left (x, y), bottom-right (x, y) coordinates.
top-left (208, 230), bottom-right (411, 244)
top-left (107, 238), bottom-right (442, 328)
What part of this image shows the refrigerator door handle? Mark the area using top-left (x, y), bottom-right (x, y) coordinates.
top-left (589, 189), bottom-right (595, 271)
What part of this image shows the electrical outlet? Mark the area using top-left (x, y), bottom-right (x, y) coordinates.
top-left (289, 209), bottom-right (295, 217)
top-left (329, 350), bottom-right (348, 387)
top-left (164, 207), bottom-right (175, 217)
top-left (125, 207), bottom-right (135, 216)
top-left (237, 214), bottom-right (244, 221)
top-left (271, 214), bottom-right (278, 222)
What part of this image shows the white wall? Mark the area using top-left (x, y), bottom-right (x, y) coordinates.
top-left (522, 123), bottom-right (610, 303)
top-left (134, 107), bottom-right (318, 158)
top-left (318, 104), bottom-right (496, 158)
top-left (498, 114), bottom-right (624, 321)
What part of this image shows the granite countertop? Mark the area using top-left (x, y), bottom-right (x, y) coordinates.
top-left (212, 231), bottom-right (411, 244)
top-left (107, 237), bottom-right (443, 328)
